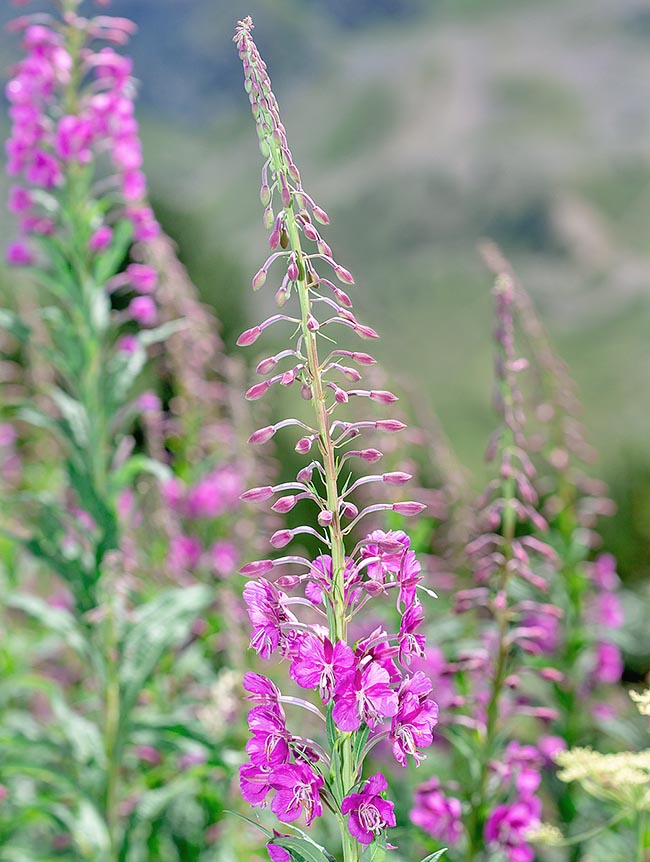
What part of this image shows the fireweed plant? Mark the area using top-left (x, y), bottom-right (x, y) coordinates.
top-left (410, 272), bottom-right (564, 862)
top-left (481, 243), bottom-right (626, 859)
top-left (234, 18), bottom-right (439, 862)
top-left (1, 4), bottom-right (215, 859)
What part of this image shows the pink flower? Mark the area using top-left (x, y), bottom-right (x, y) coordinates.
top-left (167, 534), bottom-right (202, 574)
top-left (8, 185), bottom-right (31, 213)
top-left (341, 773), bottom-right (395, 845)
top-left (240, 761), bottom-right (274, 808)
top-left (244, 578), bottom-right (296, 660)
top-left (589, 553), bottom-right (619, 591)
top-left (126, 262), bottom-right (157, 293)
top-left (592, 641), bottom-right (623, 684)
top-left (128, 295), bottom-right (157, 325)
top-left (398, 601), bottom-right (426, 664)
top-left (246, 706), bottom-right (290, 766)
top-left (89, 225), bottom-right (112, 251)
top-left (270, 763), bottom-right (323, 825)
top-left (290, 636), bottom-right (355, 703)
top-left (332, 661), bottom-right (398, 731)
top-left (484, 798), bottom-right (541, 862)
top-left (6, 240), bottom-right (33, 266)
top-left (243, 672), bottom-right (281, 706)
top-left (410, 778), bottom-right (463, 846)
top-left (589, 592), bottom-right (624, 629)
top-left (211, 540), bottom-right (238, 577)
top-left (390, 672), bottom-right (438, 767)
top-left (54, 115), bottom-right (94, 163)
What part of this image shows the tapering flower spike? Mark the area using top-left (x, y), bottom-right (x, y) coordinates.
top-left (234, 17), bottom-right (436, 862)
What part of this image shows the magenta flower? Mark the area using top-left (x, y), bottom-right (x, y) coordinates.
top-left (270, 763), bottom-right (323, 825)
top-left (592, 640), bottom-right (623, 684)
top-left (290, 636), bottom-right (354, 703)
top-left (244, 578), bottom-right (296, 660)
top-left (410, 778), bottom-right (463, 846)
top-left (398, 601), bottom-right (426, 664)
top-left (240, 761), bottom-right (274, 808)
top-left (390, 672), bottom-right (438, 767)
top-left (341, 773), bottom-right (396, 845)
top-left (484, 798), bottom-right (541, 862)
top-left (332, 661), bottom-right (398, 731)
top-left (243, 672), bottom-right (281, 706)
top-left (246, 706), bottom-right (290, 766)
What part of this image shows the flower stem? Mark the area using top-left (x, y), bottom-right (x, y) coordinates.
top-left (285, 194), bottom-right (358, 862)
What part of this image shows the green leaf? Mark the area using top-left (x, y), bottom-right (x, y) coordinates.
top-left (137, 319), bottom-right (186, 347)
top-left (420, 850), bottom-right (447, 862)
top-left (119, 585), bottom-right (212, 718)
top-left (93, 219), bottom-right (133, 286)
top-left (6, 593), bottom-right (89, 658)
top-left (352, 724), bottom-right (370, 763)
top-left (0, 309), bottom-right (30, 343)
top-left (271, 836), bottom-right (335, 862)
top-left (361, 833), bottom-right (386, 862)
top-left (326, 702), bottom-right (337, 749)
top-left (47, 386), bottom-right (89, 449)
top-left (223, 810), bottom-right (272, 838)
top-left (110, 454), bottom-right (172, 490)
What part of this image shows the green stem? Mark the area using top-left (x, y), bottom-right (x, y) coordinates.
top-left (103, 599), bottom-right (122, 862)
top-left (638, 811), bottom-right (646, 862)
top-left (285, 201), bottom-right (358, 862)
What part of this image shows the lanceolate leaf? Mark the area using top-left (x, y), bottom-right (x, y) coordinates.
top-left (361, 833), bottom-right (386, 862)
top-left (420, 849), bottom-right (448, 862)
top-left (118, 585), bottom-right (212, 718)
top-left (0, 309), bottom-right (30, 343)
top-left (7, 593), bottom-right (89, 658)
top-left (270, 836), bottom-right (336, 862)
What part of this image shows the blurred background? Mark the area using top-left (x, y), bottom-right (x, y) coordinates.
top-left (1, 0), bottom-right (649, 584)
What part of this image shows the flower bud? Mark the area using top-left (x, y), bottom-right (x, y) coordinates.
top-left (287, 255), bottom-right (299, 281)
top-left (241, 486), bottom-right (274, 502)
top-left (270, 529), bottom-right (293, 549)
top-left (360, 449), bottom-right (383, 462)
top-left (272, 495), bottom-right (297, 513)
top-left (260, 184), bottom-right (271, 205)
top-left (303, 221), bottom-right (318, 241)
top-left (256, 356), bottom-right (278, 374)
top-left (252, 268), bottom-right (267, 290)
top-left (248, 425), bottom-right (276, 444)
top-left (352, 352), bottom-right (376, 365)
top-left (276, 575), bottom-right (301, 589)
top-left (355, 324), bottom-right (379, 339)
top-left (375, 420), bottom-right (406, 433)
top-left (334, 265), bottom-right (354, 284)
top-left (318, 510), bottom-right (334, 526)
top-left (312, 205), bottom-right (329, 224)
top-left (246, 380), bottom-right (271, 401)
top-left (370, 389), bottom-right (398, 404)
top-left (306, 313), bottom-right (319, 331)
top-left (297, 465), bottom-right (314, 483)
top-left (383, 472), bottom-right (412, 485)
top-left (295, 436), bottom-right (313, 454)
top-left (239, 559), bottom-right (274, 576)
top-left (340, 502), bottom-right (358, 518)
top-left (392, 502), bottom-right (426, 516)
top-left (237, 325), bottom-right (262, 347)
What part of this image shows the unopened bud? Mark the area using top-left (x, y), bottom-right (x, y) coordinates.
top-left (276, 575), bottom-right (301, 589)
top-left (272, 495), bottom-right (297, 513)
top-left (383, 472), bottom-right (412, 485)
top-left (306, 313), bottom-right (319, 331)
top-left (239, 559), bottom-right (274, 576)
top-left (318, 510), bottom-right (334, 526)
top-left (248, 425), bottom-right (276, 444)
top-left (392, 501), bottom-right (426, 516)
top-left (376, 420), bottom-right (406, 433)
top-left (270, 529), bottom-right (294, 549)
top-left (355, 324), bottom-right (379, 339)
top-left (370, 390), bottom-right (398, 404)
top-left (312, 206), bottom-right (329, 224)
top-left (252, 268), bottom-right (267, 290)
top-left (256, 356), bottom-right (278, 374)
top-left (360, 449), bottom-right (383, 462)
top-left (334, 265), bottom-right (354, 284)
top-left (246, 380), bottom-right (271, 400)
top-left (241, 486), bottom-right (274, 502)
top-left (237, 325), bottom-right (262, 347)
top-left (340, 502), bottom-right (358, 518)
top-left (295, 437), bottom-right (313, 454)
